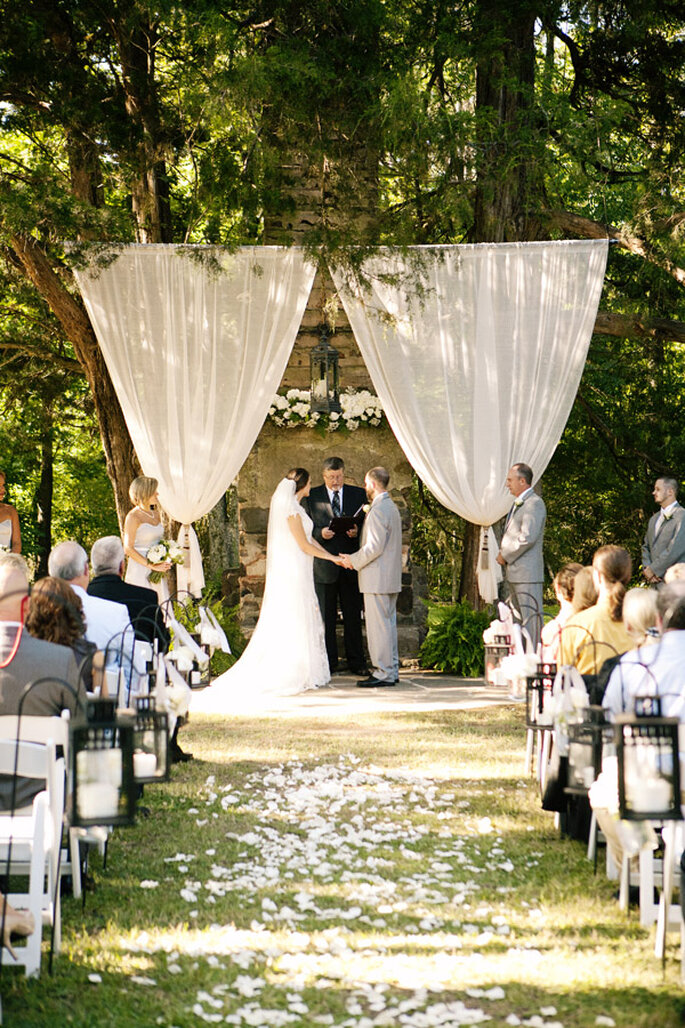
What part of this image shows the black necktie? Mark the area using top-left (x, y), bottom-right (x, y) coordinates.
top-left (332, 490), bottom-right (341, 517)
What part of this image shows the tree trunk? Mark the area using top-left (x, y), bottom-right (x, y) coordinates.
top-left (34, 406), bottom-right (53, 577)
top-left (9, 234), bottom-right (139, 528)
top-left (459, 0), bottom-right (540, 607)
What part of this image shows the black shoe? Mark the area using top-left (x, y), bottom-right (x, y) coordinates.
top-left (137, 805), bottom-right (151, 818)
top-left (170, 745), bottom-right (193, 763)
top-left (349, 666), bottom-right (369, 676)
top-left (356, 676), bottom-right (397, 688)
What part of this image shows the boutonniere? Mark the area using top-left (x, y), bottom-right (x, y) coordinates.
top-left (514, 498), bottom-right (524, 508)
top-left (362, 504), bottom-right (371, 514)
top-left (663, 511), bottom-right (674, 522)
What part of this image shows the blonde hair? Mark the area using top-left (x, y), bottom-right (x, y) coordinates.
top-left (129, 475), bottom-right (158, 507)
top-left (664, 563), bottom-right (685, 584)
top-left (622, 587), bottom-right (658, 644)
top-left (570, 566), bottom-right (598, 613)
top-left (593, 544), bottom-right (632, 621)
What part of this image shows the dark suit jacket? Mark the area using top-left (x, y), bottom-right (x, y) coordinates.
top-left (0, 629), bottom-right (83, 810)
top-left (304, 483), bottom-right (367, 584)
top-left (88, 574), bottom-right (170, 652)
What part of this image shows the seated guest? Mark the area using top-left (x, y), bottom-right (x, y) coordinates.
top-left (558, 545), bottom-right (633, 674)
top-left (569, 566), bottom-right (598, 614)
top-left (25, 577), bottom-right (105, 694)
top-left (88, 536), bottom-right (169, 653)
top-left (47, 540), bottom-right (139, 678)
top-left (0, 554), bottom-right (83, 810)
top-left (603, 582), bottom-right (685, 720)
top-left (540, 562), bottom-right (582, 661)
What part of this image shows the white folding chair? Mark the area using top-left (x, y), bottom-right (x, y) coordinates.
top-left (0, 738), bottom-right (57, 976)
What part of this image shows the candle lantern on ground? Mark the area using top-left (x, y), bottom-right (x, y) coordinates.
top-left (567, 706), bottom-right (608, 794)
top-left (309, 329), bottom-right (341, 415)
top-left (525, 663), bottom-right (557, 728)
top-left (616, 697), bottom-right (681, 820)
top-left (133, 695), bottom-right (169, 784)
top-left (190, 633), bottom-right (211, 689)
top-left (484, 634), bottom-right (512, 685)
top-left (69, 699), bottom-right (136, 828)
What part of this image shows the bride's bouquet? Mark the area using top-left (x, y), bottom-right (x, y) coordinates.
top-left (146, 538), bottom-right (184, 582)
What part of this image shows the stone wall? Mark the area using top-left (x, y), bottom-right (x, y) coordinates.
top-left (235, 421), bottom-right (427, 659)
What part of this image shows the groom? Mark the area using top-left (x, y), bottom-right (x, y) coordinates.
top-left (341, 467), bottom-right (402, 687)
top-left (306, 456), bottom-right (368, 675)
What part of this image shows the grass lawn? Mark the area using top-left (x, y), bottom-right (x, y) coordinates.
top-left (2, 704), bottom-right (684, 1027)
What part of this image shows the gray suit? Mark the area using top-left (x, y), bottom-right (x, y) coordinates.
top-left (641, 504), bottom-right (685, 580)
top-left (0, 628), bottom-right (83, 810)
top-left (499, 490), bottom-right (546, 647)
top-left (348, 493), bottom-right (402, 682)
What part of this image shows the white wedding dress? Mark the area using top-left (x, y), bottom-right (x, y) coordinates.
top-left (192, 478), bottom-right (329, 713)
top-left (124, 520), bottom-right (171, 605)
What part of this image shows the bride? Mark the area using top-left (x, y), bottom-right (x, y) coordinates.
top-left (192, 468), bottom-right (342, 713)
top-left (123, 475), bottom-right (172, 605)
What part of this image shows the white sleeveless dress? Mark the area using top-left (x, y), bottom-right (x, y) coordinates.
top-left (192, 479), bottom-right (329, 714)
top-left (124, 520), bottom-right (171, 606)
top-left (0, 519), bottom-right (11, 551)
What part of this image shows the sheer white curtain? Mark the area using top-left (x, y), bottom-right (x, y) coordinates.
top-left (74, 245), bottom-right (316, 594)
top-left (330, 240), bottom-right (608, 599)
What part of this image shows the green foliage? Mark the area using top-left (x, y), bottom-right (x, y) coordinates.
top-left (418, 599), bottom-right (491, 676)
top-left (171, 592), bottom-right (246, 676)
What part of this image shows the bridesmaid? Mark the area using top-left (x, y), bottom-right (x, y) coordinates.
top-left (123, 476), bottom-right (172, 605)
top-left (0, 470), bottom-right (21, 553)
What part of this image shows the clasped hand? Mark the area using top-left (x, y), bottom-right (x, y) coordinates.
top-left (336, 554), bottom-right (353, 569)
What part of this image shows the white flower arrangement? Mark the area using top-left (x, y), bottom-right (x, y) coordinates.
top-left (267, 388), bottom-right (384, 432)
top-left (146, 538), bottom-right (185, 582)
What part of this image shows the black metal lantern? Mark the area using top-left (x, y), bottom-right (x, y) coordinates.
top-left (133, 696), bottom-right (170, 784)
top-left (525, 663), bottom-right (557, 728)
top-left (69, 699), bottom-right (136, 828)
top-left (190, 633), bottom-right (211, 689)
top-left (616, 698), bottom-right (681, 821)
top-left (309, 329), bottom-right (341, 414)
top-left (484, 634), bottom-right (512, 684)
top-left (566, 706), bottom-right (608, 794)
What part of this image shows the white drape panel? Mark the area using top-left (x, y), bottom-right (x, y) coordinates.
top-left (74, 246), bottom-right (316, 591)
top-left (331, 240), bottom-right (607, 525)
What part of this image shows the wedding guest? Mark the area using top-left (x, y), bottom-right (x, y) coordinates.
top-left (558, 545), bottom-right (633, 674)
top-left (0, 554), bottom-right (83, 811)
top-left (641, 476), bottom-right (685, 583)
top-left (603, 582), bottom-right (685, 720)
top-left (540, 562), bottom-right (582, 661)
top-left (25, 576), bottom-right (104, 694)
top-left (569, 566), bottom-right (598, 614)
top-left (88, 536), bottom-right (169, 652)
top-left (0, 470), bottom-right (21, 554)
top-left (496, 463), bottom-right (546, 649)
top-left (305, 457), bottom-right (368, 676)
top-left (342, 467), bottom-right (402, 688)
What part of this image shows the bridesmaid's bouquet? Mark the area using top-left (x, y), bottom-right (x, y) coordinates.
top-left (147, 538), bottom-right (184, 582)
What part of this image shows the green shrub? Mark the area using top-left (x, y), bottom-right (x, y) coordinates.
top-left (418, 599), bottom-right (492, 677)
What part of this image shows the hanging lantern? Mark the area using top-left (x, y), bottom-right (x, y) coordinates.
top-left (616, 697), bottom-right (681, 821)
top-left (567, 706), bottom-right (608, 794)
top-left (69, 699), bottom-right (136, 828)
top-left (484, 634), bottom-right (512, 685)
top-left (309, 329), bottom-right (341, 414)
top-left (525, 663), bottom-right (557, 729)
top-left (132, 695), bottom-right (170, 784)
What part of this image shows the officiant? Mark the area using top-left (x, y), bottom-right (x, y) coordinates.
top-left (305, 456), bottom-right (368, 676)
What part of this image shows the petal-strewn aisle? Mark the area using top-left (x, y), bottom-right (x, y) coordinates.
top-left (3, 705), bottom-right (682, 1026)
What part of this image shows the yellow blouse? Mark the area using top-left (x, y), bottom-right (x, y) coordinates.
top-left (558, 599), bottom-right (633, 674)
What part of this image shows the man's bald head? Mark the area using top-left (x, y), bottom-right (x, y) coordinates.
top-left (0, 557), bottom-right (29, 622)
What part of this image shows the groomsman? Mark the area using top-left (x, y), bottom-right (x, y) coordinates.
top-left (496, 462), bottom-right (546, 648)
top-left (642, 476), bottom-right (685, 583)
top-left (306, 457), bottom-right (368, 675)
top-left (342, 467), bottom-right (402, 688)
